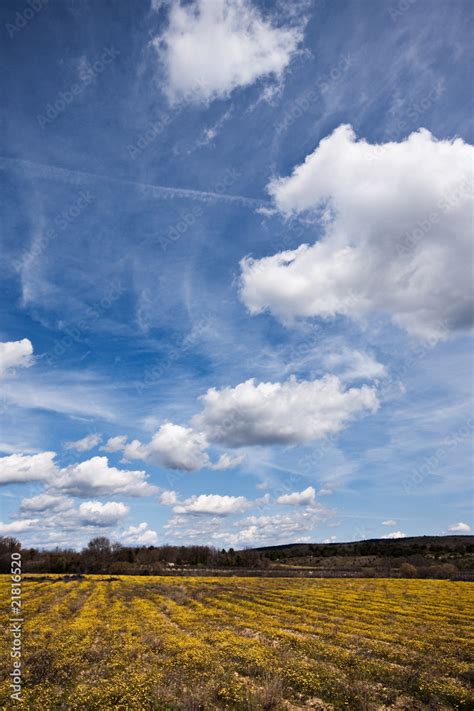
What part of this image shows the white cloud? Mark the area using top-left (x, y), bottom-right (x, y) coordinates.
top-left (173, 493), bottom-right (250, 516)
top-left (382, 531), bottom-right (406, 539)
top-left (123, 423), bottom-right (210, 471)
top-left (101, 435), bottom-right (128, 452)
top-left (219, 510), bottom-right (326, 547)
top-left (0, 451), bottom-right (156, 497)
top-left (0, 519), bottom-right (39, 535)
top-left (276, 486), bottom-right (316, 506)
top-left (150, 0), bottom-right (166, 11)
top-left (0, 452), bottom-right (57, 485)
top-left (382, 519), bottom-right (397, 527)
top-left (211, 452), bottom-right (246, 470)
top-left (155, 0), bottom-right (301, 104)
top-left (53, 456), bottom-right (158, 497)
top-left (10, 496), bottom-right (135, 548)
top-left (193, 375), bottom-right (378, 447)
top-left (0, 339), bottom-right (34, 378)
top-left (78, 501), bottom-right (129, 526)
top-left (115, 426), bottom-right (243, 473)
top-left (120, 522), bottom-right (158, 546)
top-left (65, 433), bottom-right (102, 452)
top-left (323, 349), bottom-right (387, 382)
top-left (240, 125), bottom-right (474, 340)
top-left (164, 498), bottom-right (334, 547)
top-left (318, 487), bottom-right (333, 496)
top-left (164, 514), bottom-right (223, 537)
top-left (19, 493), bottom-right (73, 514)
top-left (159, 490), bottom-right (178, 506)
top-left (322, 535), bottom-right (337, 543)
top-left (0, 442), bottom-right (39, 455)
top-left (448, 522), bottom-right (471, 532)
top-left (105, 371), bottom-right (377, 472)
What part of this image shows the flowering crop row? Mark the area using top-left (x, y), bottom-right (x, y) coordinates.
top-left (0, 576), bottom-right (472, 709)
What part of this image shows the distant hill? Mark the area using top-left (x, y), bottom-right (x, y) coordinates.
top-left (249, 534), bottom-right (474, 556)
top-left (246, 535), bottom-right (474, 579)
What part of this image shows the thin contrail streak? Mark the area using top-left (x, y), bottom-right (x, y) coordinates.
top-left (0, 156), bottom-right (270, 209)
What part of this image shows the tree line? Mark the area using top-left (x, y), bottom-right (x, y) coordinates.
top-left (0, 536), bottom-right (270, 574)
top-left (0, 535), bottom-right (471, 577)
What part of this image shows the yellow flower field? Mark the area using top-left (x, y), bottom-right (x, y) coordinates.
top-left (0, 576), bottom-right (473, 709)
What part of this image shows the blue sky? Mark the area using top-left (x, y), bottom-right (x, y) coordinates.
top-left (0, 0), bottom-right (472, 549)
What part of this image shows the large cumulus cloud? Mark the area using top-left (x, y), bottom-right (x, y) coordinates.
top-left (240, 125), bottom-right (473, 340)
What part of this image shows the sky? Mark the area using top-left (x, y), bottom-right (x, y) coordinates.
top-left (0, 0), bottom-right (473, 550)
